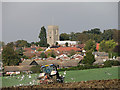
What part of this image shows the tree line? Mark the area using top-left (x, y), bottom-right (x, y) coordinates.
top-left (60, 28), bottom-right (120, 44)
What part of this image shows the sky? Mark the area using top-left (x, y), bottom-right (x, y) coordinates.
top-left (2, 2), bottom-right (118, 44)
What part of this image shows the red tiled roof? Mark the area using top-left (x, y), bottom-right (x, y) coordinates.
top-left (55, 47), bottom-right (81, 52)
top-left (96, 43), bottom-right (99, 51)
top-left (46, 57), bottom-right (56, 60)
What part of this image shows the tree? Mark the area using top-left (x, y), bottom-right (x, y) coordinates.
top-left (39, 26), bottom-right (47, 47)
top-left (51, 51), bottom-right (56, 58)
top-left (81, 51), bottom-right (95, 65)
top-left (76, 33), bottom-right (89, 44)
top-left (102, 29), bottom-right (114, 41)
top-left (104, 60), bottom-right (120, 67)
top-left (56, 42), bottom-right (58, 46)
top-left (83, 28), bottom-right (101, 34)
top-left (0, 41), bottom-right (5, 47)
top-left (70, 32), bottom-right (76, 41)
top-left (60, 33), bottom-right (70, 41)
top-left (2, 46), bottom-right (21, 66)
top-left (15, 40), bottom-right (31, 47)
top-left (113, 44), bottom-right (120, 56)
top-left (99, 40), bottom-right (117, 52)
top-left (40, 52), bottom-right (46, 59)
top-left (6, 42), bottom-right (14, 48)
top-left (84, 40), bottom-right (96, 52)
top-left (65, 42), bottom-right (68, 47)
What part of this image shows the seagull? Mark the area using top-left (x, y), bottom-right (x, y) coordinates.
top-left (29, 82), bottom-right (32, 85)
top-left (64, 71), bottom-right (66, 75)
top-left (107, 73), bottom-right (112, 75)
top-left (71, 78), bottom-right (74, 80)
top-left (29, 75), bottom-right (31, 78)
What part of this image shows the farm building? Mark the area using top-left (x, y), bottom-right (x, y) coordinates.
top-left (4, 66), bottom-right (32, 75)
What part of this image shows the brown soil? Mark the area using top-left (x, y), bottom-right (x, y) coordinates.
top-left (2, 79), bottom-right (120, 90)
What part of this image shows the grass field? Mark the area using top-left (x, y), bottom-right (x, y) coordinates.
top-left (1, 66), bottom-right (120, 87)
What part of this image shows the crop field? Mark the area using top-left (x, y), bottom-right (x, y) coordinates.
top-left (1, 66), bottom-right (120, 87)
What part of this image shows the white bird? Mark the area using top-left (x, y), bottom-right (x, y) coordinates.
top-left (64, 71), bottom-right (66, 75)
top-left (29, 82), bottom-right (32, 85)
top-left (29, 75), bottom-right (31, 78)
top-left (107, 73), bottom-right (112, 75)
top-left (71, 78), bottom-right (74, 80)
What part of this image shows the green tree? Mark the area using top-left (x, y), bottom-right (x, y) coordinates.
top-left (99, 40), bottom-right (117, 52)
top-left (70, 32), bottom-right (76, 41)
top-left (102, 29), bottom-right (114, 41)
top-left (113, 44), bottom-right (120, 56)
top-left (37, 48), bottom-right (43, 51)
top-left (84, 40), bottom-right (96, 52)
top-left (56, 42), bottom-right (58, 46)
top-left (60, 33), bottom-right (70, 41)
top-left (40, 52), bottom-right (46, 59)
top-left (51, 51), bottom-right (56, 58)
top-left (2, 46), bottom-right (21, 66)
top-left (15, 40), bottom-right (31, 47)
top-left (39, 26), bottom-right (47, 47)
top-left (65, 42), bottom-right (68, 47)
top-left (76, 33), bottom-right (89, 44)
top-left (83, 28), bottom-right (101, 34)
top-left (81, 51), bottom-right (95, 65)
top-left (104, 60), bottom-right (120, 67)
top-left (0, 41), bottom-right (5, 47)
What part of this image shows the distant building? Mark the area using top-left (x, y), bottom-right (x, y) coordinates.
top-left (56, 41), bottom-right (78, 47)
top-left (47, 25), bottom-right (59, 46)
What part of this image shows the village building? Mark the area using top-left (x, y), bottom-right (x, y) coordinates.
top-left (92, 52), bottom-right (109, 65)
top-left (55, 47), bottom-right (82, 55)
top-left (56, 41), bottom-right (78, 47)
top-left (4, 66), bottom-right (32, 75)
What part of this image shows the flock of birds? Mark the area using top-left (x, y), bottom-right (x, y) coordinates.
top-left (5, 74), bottom-right (38, 87)
top-left (4, 70), bottom-right (112, 87)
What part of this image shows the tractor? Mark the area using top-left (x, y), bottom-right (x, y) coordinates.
top-left (37, 64), bottom-right (64, 84)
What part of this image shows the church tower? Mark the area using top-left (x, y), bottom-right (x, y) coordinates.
top-left (47, 25), bottom-right (59, 46)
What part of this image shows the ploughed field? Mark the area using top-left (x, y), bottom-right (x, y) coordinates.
top-left (1, 66), bottom-right (120, 88)
top-left (2, 79), bottom-right (120, 89)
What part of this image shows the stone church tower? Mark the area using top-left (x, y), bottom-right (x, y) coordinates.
top-left (47, 25), bottom-right (59, 46)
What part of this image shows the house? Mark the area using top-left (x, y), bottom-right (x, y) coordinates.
top-left (35, 59), bottom-right (79, 68)
top-left (23, 46), bottom-right (46, 58)
top-left (46, 57), bottom-right (56, 61)
top-left (56, 41), bottom-right (78, 47)
top-left (71, 54), bottom-right (83, 60)
top-left (19, 60), bottom-right (39, 66)
top-left (4, 66), bottom-right (32, 75)
top-left (56, 54), bottom-right (70, 60)
top-left (55, 47), bottom-right (81, 54)
top-left (76, 44), bottom-right (85, 49)
top-left (92, 52), bottom-right (109, 65)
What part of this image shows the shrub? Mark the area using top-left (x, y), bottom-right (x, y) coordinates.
top-left (104, 60), bottom-right (120, 67)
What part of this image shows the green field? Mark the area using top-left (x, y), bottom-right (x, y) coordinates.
top-left (1, 66), bottom-right (120, 87)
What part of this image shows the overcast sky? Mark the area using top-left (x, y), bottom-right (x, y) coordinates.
top-left (2, 2), bottom-right (118, 43)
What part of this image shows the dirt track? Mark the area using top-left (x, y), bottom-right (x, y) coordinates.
top-left (2, 79), bottom-right (120, 90)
